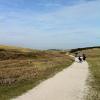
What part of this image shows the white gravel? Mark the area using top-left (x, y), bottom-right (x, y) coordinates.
top-left (12, 61), bottom-right (89, 100)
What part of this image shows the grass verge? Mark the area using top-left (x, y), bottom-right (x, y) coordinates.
top-left (86, 58), bottom-right (100, 100)
top-left (0, 60), bottom-right (72, 100)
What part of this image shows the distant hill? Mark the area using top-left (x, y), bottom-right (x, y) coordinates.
top-left (0, 45), bottom-right (41, 60)
top-left (70, 46), bottom-right (100, 53)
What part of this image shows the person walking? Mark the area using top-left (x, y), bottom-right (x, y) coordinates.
top-left (82, 54), bottom-right (86, 61)
top-left (78, 56), bottom-right (82, 63)
top-left (74, 53), bottom-right (79, 62)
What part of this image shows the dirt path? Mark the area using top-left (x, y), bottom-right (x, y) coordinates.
top-left (12, 61), bottom-right (89, 100)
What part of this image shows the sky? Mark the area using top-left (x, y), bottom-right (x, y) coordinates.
top-left (0, 0), bottom-right (100, 49)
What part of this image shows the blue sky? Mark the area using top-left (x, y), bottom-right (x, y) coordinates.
top-left (0, 0), bottom-right (100, 49)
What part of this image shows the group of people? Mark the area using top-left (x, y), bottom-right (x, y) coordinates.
top-left (75, 53), bottom-right (86, 63)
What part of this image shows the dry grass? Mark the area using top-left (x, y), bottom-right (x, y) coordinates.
top-left (83, 49), bottom-right (100, 100)
top-left (0, 45), bottom-right (72, 100)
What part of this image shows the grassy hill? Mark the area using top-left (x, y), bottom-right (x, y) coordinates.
top-left (0, 45), bottom-right (72, 100)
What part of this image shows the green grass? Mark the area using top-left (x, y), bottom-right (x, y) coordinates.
top-left (86, 58), bottom-right (100, 100)
top-left (0, 45), bottom-right (72, 100)
top-left (85, 49), bottom-right (100, 100)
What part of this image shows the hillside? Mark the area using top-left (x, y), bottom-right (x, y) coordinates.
top-left (0, 45), bottom-right (72, 100)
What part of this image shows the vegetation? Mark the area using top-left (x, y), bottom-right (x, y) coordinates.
top-left (70, 46), bottom-right (100, 53)
top-left (0, 45), bottom-right (72, 100)
top-left (82, 48), bottom-right (100, 100)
